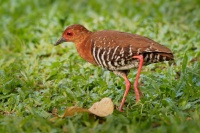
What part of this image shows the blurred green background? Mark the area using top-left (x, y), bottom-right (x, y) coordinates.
top-left (0, 0), bottom-right (200, 132)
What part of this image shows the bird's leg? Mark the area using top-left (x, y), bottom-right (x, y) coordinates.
top-left (113, 71), bottom-right (130, 112)
top-left (133, 55), bottom-right (144, 102)
top-left (119, 74), bottom-right (131, 112)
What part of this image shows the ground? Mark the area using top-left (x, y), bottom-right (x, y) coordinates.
top-left (0, 0), bottom-right (200, 132)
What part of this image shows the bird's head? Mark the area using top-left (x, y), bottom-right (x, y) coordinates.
top-left (55, 24), bottom-right (91, 46)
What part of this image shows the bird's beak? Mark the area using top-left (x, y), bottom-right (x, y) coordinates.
top-left (54, 37), bottom-right (66, 46)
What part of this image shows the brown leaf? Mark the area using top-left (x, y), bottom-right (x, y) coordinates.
top-left (61, 106), bottom-right (89, 117)
top-left (89, 98), bottom-right (114, 117)
top-left (49, 98), bottom-right (114, 121)
top-left (49, 107), bottom-right (89, 121)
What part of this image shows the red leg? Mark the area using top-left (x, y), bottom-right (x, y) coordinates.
top-left (119, 75), bottom-right (131, 112)
top-left (133, 55), bottom-right (144, 102)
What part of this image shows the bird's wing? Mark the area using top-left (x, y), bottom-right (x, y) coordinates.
top-left (91, 30), bottom-right (173, 59)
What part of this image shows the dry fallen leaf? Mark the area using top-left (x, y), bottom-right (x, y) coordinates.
top-left (61, 106), bottom-right (89, 117)
top-left (50, 97), bottom-right (114, 121)
top-left (89, 97), bottom-right (114, 117)
top-left (49, 107), bottom-right (90, 121)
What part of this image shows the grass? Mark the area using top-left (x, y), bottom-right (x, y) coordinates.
top-left (0, 0), bottom-right (200, 132)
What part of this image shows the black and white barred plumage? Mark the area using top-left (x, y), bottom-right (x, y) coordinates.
top-left (90, 31), bottom-right (173, 72)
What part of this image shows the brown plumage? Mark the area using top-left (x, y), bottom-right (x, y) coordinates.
top-left (55, 24), bottom-right (174, 111)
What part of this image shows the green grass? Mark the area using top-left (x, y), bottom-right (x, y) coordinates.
top-left (0, 0), bottom-right (200, 132)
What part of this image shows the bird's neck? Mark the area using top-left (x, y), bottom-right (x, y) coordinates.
top-left (75, 32), bottom-right (97, 65)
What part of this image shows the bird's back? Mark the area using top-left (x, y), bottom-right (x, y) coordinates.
top-left (88, 30), bottom-right (173, 71)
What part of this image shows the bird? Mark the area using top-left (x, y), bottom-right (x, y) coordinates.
top-left (55, 24), bottom-right (174, 111)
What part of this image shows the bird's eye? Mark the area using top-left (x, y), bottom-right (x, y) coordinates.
top-left (67, 32), bottom-right (72, 36)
